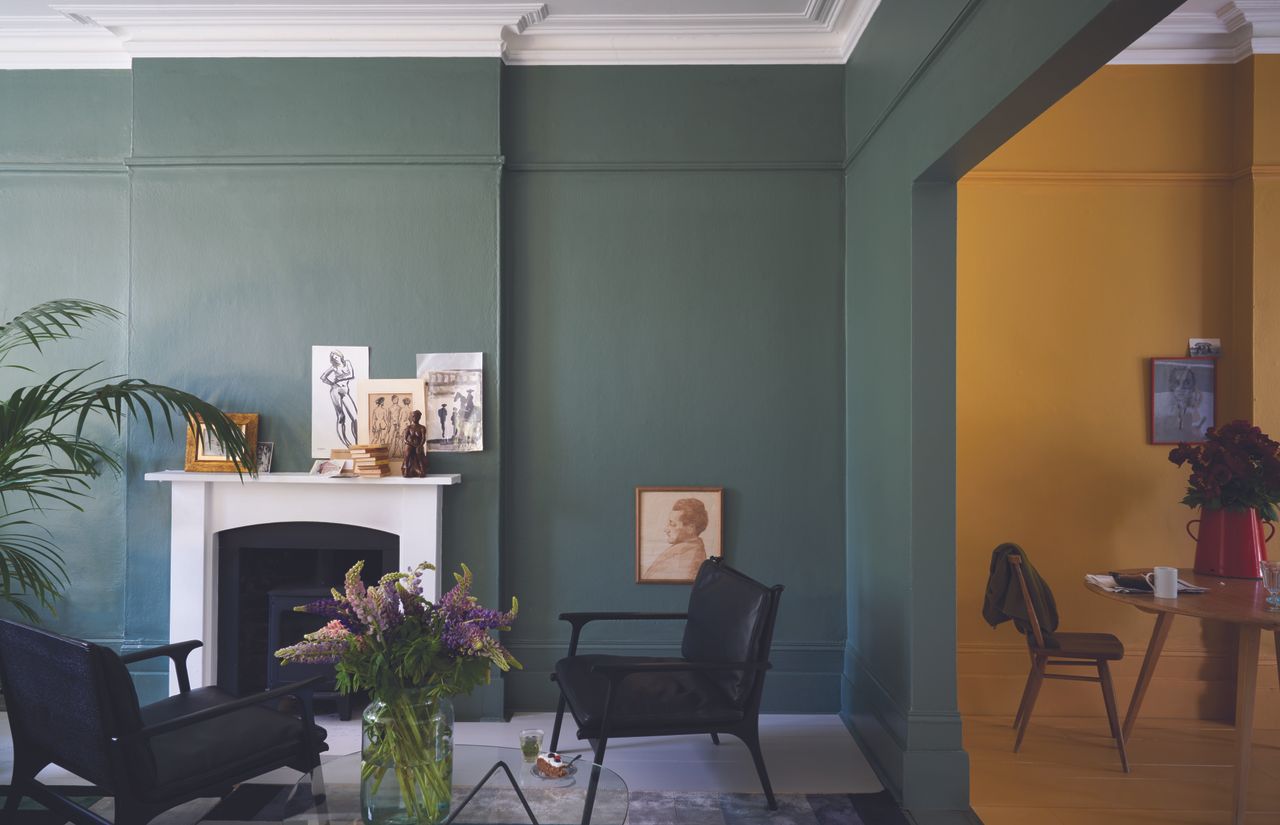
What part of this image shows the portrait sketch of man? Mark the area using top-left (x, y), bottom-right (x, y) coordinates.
top-left (636, 488), bottom-right (724, 584)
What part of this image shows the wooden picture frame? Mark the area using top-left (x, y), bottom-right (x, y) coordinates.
top-left (356, 378), bottom-right (429, 465)
top-left (1150, 356), bottom-right (1216, 444)
top-left (184, 413), bottom-right (259, 472)
top-left (635, 487), bottom-right (724, 584)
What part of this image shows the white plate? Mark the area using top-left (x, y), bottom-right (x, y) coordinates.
top-left (529, 760), bottom-right (578, 788)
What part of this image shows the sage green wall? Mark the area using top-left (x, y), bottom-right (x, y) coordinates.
top-left (0, 72), bottom-right (132, 642)
top-left (121, 59), bottom-right (504, 714)
top-left (1, 60), bottom-right (850, 720)
top-left (500, 66), bottom-right (847, 712)
top-left (839, 0), bottom-right (1180, 816)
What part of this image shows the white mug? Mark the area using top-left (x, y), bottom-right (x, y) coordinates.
top-left (1152, 566), bottom-right (1179, 599)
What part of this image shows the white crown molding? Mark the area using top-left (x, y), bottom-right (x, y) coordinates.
top-left (0, 15), bottom-right (128, 68)
top-left (0, 0), bottom-right (879, 68)
top-left (1111, 0), bottom-right (1280, 64)
top-left (48, 3), bottom-right (547, 59)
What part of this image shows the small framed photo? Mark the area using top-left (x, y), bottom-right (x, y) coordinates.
top-left (255, 442), bottom-right (274, 474)
top-left (1150, 357), bottom-right (1216, 444)
top-left (308, 458), bottom-right (350, 477)
top-left (1188, 338), bottom-right (1221, 357)
top-left (184, 413), bottom-right (259, 472)
top-left (636, 487), bottom-right (724, 584)
top-left (357, 379), bottom-right (429, 465)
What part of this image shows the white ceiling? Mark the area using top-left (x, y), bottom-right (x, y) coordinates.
top-left (0, 0), bottom-right (1275, 69)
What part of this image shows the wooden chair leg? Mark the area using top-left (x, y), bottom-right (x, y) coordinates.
top-left (738, 725), bottom-right (777, 811)
top-left (1013, 663), bottom-right (1038, 729)
top-left (550, 693), bottom-right (567, 751)
top-left (3, 785), bottom-right (22, 816)
top-left (1013, 655), bottom-right (1046, 753)
top-left (1098, 659), bottom-right (1130, 773)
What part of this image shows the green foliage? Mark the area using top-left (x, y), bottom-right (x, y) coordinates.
top-left (0, 299), bottom-right (254, 621)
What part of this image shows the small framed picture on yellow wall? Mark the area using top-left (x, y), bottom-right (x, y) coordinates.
top-left (1150, 357), bottom-right (1215, 445)
top-left (184, 413), bottom-right (259, 472)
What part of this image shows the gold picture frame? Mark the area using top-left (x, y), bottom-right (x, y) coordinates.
top-left (184, 413), bottom-right (259, 473)
top-left (635, 487), bottom-right (724, 584)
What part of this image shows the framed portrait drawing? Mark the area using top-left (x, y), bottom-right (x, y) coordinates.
top-left (1150, 356), bottom-right (1216, 444)
top-left (357, 379), bottom-right (428, 463)
top-left (184, 413), bottom-right (258, 472)
top-left (635, 487), bottom-right (724, 584)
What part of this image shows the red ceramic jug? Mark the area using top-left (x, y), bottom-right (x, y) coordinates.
top-left (1187, 508), bottom-right (1274, 579)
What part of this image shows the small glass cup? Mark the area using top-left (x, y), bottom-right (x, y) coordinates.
top-left (519, 728), bottom-right (544, 763)
top-left (1262, 561), bottom-right (1280, 612)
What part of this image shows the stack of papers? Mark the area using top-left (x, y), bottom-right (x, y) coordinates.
top-left (1085, 573), bottom-right (1209, 594)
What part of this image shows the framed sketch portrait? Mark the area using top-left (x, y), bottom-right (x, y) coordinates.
top-left (357, 379), bottom-right (428, 463)
top-left (1150, 357), bottom-right (1216, 444)
top-left (184, 413), bottom-right (258, 472)
top-left (636, 487), bottom-right (723, 584)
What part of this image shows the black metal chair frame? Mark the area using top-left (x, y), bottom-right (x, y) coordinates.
top-left (548, 565), bottom-right (784, 810)
top-left (0, 624), bottom-right (326, 825)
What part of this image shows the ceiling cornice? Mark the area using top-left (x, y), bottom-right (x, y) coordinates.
top-left (0, 0), bottom-right (881, 68)
top-left (1111, 0), bottom-right (1280, 64)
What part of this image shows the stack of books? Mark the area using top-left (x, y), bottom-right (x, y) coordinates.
top-left (349, 444), bottom-right (391, 478)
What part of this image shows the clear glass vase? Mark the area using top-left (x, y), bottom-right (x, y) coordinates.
top-left (361, 690), bottom-right (454, 825)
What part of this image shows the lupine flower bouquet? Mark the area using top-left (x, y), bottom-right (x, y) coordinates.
top-left (276, 561), bottom-right (519, 824)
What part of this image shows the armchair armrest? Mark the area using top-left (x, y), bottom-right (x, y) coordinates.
top-left (126, 675), bottom-right (325, 741)
top-left (558, 612), bottom-right (689, 624)
top-left (589, 659), bottom-right (772, 675)
top-left (558, 612), bottom-right (688, 657)
top-left (120, 640), bottom-right (203, 694)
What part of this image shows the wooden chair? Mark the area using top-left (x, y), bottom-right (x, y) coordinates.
top-left (549, 558), bottom-right (783, 810)
top-left (0, 620), bottom-right (328, 825)
top-left (1008, 554), bottom-right (1129, 771)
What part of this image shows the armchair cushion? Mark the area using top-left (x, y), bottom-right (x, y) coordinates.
top-left (139, 687), bottom-right (329, 796)
top-left (554, 655), bottom-right (744, 732)
top-left (681, 562), bottom-right (773, 706)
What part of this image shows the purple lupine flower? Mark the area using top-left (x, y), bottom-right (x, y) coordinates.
top-left (296, 597), bottom-right (365, 634)
top-left (275, 620), bottom-right (352, 665)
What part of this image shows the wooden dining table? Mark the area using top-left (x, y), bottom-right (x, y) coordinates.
top-left (1085, 568), bottom-right (1280, 825)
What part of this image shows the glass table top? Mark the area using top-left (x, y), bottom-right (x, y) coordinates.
top-left (201, 745), bottom-right (629, 825)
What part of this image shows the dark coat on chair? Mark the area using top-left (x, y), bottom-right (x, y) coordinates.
top-left (983, 542), bottom-right (1059, 647)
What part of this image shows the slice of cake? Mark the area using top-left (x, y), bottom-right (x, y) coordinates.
top-left (536, 752), bottom-right (570, 778)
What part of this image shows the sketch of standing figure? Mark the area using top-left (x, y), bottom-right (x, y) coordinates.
top-left (370, 396), bottom-right (390, 445)
top-left (320, 350), bottom-right (358, 448)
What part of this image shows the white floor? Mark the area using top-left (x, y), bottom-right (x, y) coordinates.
top-left (0, 711), bottom-right (882, 796)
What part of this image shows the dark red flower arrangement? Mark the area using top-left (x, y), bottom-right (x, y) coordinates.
top-left (1168, 420), bottom-right (1280, 521)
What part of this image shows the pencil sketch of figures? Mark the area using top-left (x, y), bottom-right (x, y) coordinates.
top-left (356, 380), bottom-right (428, 469)
top-left (417, 352), bottom-right (483, 453)
top-left (311, 345), bottom-right (369, 458)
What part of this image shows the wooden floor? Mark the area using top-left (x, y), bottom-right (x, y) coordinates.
top-left (966, 714), bottom-right (1280, 825)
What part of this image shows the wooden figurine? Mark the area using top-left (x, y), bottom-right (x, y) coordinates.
top-left (401, 409), bottom-right (429, 478)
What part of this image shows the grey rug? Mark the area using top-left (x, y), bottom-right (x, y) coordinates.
top-left (5, 786), bottom-right (908, 825)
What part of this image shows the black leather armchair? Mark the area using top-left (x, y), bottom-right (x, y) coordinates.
top-left (550, 558), bottom-right (784, 809)
top-left (0, 620), bottom-right (328, 825)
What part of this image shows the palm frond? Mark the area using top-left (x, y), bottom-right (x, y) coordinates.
top-left (0, 299), bottom-right (120, 366)
top-left (0, 298), bottom-right (255, 622)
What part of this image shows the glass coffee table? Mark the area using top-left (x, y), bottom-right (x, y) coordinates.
top-left (217, 745), bottom-right (628, 825)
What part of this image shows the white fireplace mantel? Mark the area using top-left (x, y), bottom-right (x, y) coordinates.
top-left (146, 470), bottom-right (461, 694)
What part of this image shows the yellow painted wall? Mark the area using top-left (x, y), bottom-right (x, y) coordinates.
top-left (957, 65), bottom-right (1252, 722)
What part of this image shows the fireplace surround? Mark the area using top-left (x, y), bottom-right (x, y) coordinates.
top-left (146, 470), bottom-right (460, 695)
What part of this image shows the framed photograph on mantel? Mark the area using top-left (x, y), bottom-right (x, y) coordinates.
top-left (184, 413), bottom-right (259, 472)
top-left (1150, 356), bottom-right (1215, 444)
top-left (635, 487), bottom-right (724, 584)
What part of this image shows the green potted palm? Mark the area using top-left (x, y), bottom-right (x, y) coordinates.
top-left (0, 299), bottom-right (254, 621)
